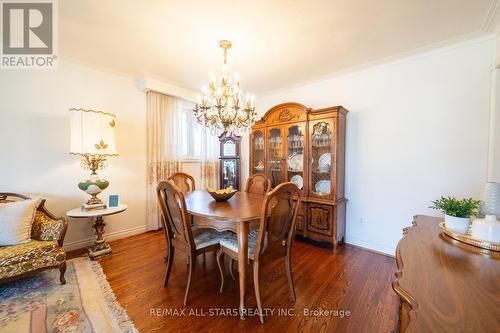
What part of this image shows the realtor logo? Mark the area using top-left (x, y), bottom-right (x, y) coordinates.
top-left (1, 0), bottom-right (58, 68)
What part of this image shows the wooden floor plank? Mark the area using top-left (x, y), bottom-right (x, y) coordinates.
top-left (68, 231), bottom-right (398, 332)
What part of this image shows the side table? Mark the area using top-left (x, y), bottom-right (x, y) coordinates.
top-left (67, 204), bottom-right (127, 260)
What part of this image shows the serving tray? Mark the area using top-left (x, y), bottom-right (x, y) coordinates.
top-left (439, 222), bottom-right (500, 252)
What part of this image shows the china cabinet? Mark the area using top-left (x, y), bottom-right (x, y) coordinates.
top-left (219, 135), bottom-right (241, 190)
top-left (249, 102), bottom-right (348, 251)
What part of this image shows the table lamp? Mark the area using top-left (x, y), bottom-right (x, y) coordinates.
top-left (70, 108), bottom-right (118, 210)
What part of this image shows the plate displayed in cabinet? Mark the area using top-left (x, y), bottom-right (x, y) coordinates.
top-left (290, 175), bottom-right (303, 189)
top-left (314, 180), bottom-right (330, 195)
top-left (318, 153), bottom-right (331, 172)
top-left (287, 153), bottom-right (303, 171)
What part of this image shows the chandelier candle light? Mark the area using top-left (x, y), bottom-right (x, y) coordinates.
top-left (70, 108), bottom-right (118, 210)
top-left (194, 40), bottom-right (257, 136)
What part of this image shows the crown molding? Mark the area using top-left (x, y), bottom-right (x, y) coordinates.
top-left (483, 0), bottom-right (500, 33)
top-left (138, 77), bottom-right (198, 102)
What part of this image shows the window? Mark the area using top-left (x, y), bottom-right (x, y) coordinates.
top-left (179, 101), bottom-right (203, 159)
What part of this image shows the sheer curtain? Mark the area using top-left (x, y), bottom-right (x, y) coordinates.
top-left (200, 129), bottom-right (220, 189)
top-left (146, 91), bottom-right (181, 230)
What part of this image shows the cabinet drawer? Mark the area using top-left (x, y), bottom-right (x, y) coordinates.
top-left (307, 204), bottom-right (333, 236)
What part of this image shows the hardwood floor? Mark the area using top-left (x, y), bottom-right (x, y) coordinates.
top-left (69, 231), bottom-right (399, 333)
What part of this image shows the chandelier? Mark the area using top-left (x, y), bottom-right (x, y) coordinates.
top-left (194, 40), bottom-right (257, 136)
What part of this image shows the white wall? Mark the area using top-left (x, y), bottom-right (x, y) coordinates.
top-left (0, 61), bottom-right (148, 250)
top-left (488, 68), bottom-right (500, 182)
top-left (489, 32), bottom-right (500, 182)
top-left (249, 36), bottom-right (495, 254)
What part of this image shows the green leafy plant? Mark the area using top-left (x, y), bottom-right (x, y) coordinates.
top-left (430, 196), bottom-right (481, 218)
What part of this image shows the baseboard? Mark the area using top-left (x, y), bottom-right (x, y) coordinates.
top-left (63, 224), bottom-right (395, 257)
top-left (345, 236), bottom-right (396, 257)
top-left (295, 234), bottom-right (333, 249)
top-left (63, 224), bottom-right (148, 251)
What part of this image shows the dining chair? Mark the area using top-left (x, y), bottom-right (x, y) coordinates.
top-left (157, 180), bottom-right (225, 306)
top-left (167, 172), bottom-right (201, 261)
top-left (245, 174), bottom-right (271, 195)
top-left (216, 182), bottom-right (301, 323)
top-left (221, 174), bottom-right (271, 276)
top-left (167, 172), bottom-right (196, 193)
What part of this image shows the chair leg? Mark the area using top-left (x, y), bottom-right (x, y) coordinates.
top-left (59, 261), bottom-right (66, 285)
top-left (216, 249), bottom-right (225, 293)
top-left (202, 253), bottom-right (206, 263)
top-left (253, 261), bottom-right (264, 324)
top-left (164, 247), bottom-right (175, 287)
top-left (184, 255), bottom-right (194, 306)
top-left (229, 258), bottom-right (236, 281)
top-left (285, 253), bottom-right (296, 302)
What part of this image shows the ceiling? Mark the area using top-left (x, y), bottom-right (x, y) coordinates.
top-left (60, 0), bottom-right (499, 95)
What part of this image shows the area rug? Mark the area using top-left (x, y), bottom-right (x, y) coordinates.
top-left (0, 257), bottom-right (138, 333)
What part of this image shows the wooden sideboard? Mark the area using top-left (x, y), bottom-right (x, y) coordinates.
top-left (393, 215), bottom-right (500, 332)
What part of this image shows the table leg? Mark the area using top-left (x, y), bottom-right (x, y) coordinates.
top-left (88, 216), bottom-right (112, 260)
top-left (237, 221), bottom-right (249, 320)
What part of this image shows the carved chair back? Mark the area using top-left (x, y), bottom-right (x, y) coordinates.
top-left (245, 174), bottom-right (271, 195)
top-left (253, 182), bottom-right (301, 260)
top-left (167, 172), bottom-right (196, 194)
top-left (156, 181), bottom-right (195, 251)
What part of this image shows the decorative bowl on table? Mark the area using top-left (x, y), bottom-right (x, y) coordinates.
top-left (207, 186), bottom-right (237, 202)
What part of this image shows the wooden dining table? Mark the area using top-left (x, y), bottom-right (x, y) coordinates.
top-left (184, 190), bottom-right (265, 319)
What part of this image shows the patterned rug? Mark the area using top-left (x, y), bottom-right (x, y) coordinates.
top-left (0, 257), bottom-right (138, 333)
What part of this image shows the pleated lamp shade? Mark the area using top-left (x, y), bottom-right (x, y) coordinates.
top-left (70, 108), bottom-right (118, 156)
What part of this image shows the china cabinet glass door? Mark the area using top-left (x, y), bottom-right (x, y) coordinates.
top-left (267, 127), bottom-right (285, 187)
top-left (309, 120), bottom-right (335, 198)
top-left (251, 130), bottom-right (265, 175)
top-left (285, 123), bottom-right (305, 190)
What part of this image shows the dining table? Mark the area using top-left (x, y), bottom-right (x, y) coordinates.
top-left (184, 190), bottom-right (265, 319)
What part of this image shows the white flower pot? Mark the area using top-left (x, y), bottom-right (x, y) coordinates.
top-left (444, 214), bottom-right (470, 235)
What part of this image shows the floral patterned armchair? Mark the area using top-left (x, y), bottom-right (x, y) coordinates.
top-left (0, 193), bottom-right (68, 284)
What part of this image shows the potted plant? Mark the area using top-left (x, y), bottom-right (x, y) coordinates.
top-left (430, 196), bottom-right (481, 234)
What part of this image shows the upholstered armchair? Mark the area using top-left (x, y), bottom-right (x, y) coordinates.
top-left (0, 193), bottom-right (68, 284)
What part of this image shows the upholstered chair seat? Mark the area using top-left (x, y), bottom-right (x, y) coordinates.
top-left (219, 230), bottom-right (268, 260)
top-left (0, 240), bottom-right (65, 279)
top-left (192, 228), bottom-right (229, 250)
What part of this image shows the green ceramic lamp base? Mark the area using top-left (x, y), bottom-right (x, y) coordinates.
top-left (78, 172), bottom-right (109, 211)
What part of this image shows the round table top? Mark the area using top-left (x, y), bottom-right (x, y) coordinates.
top-left (184, 190), bottom-right (264, 222)
top-left (66, 204), bottom-right (128, 218)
